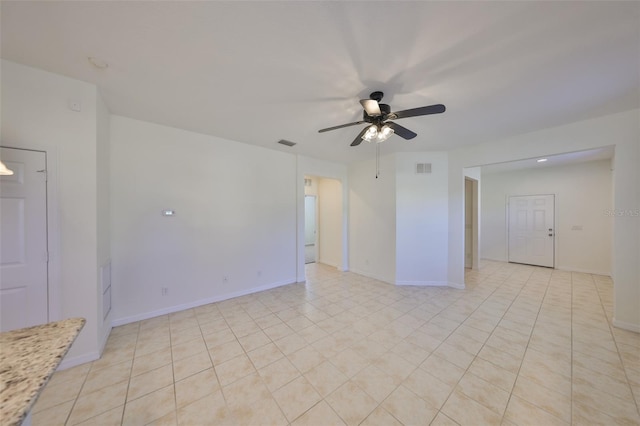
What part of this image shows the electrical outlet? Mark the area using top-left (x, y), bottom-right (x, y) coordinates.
top-left (222, 276), bottom-right (229, 283)
top-left (161, 287), bottom-right (168, 296)
top-left (68, 99), bottom-right (82, 112)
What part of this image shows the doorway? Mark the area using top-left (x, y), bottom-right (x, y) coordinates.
top-left (304, 195), bottom-right (317, 264)
top-left (508, 194), bottom-right (555, 268)
top-left (301, 175), bottom-right (344, 275)
top-left (0, 147), bottom-right (49, 331)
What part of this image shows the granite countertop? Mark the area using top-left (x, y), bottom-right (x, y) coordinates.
top-left (0, 318), bottom-right (85, 426)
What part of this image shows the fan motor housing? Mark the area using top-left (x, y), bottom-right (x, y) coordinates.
top-left (363, 103), bottom-right (391, 122)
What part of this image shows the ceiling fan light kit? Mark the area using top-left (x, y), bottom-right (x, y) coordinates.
top-left (318, 91), bottom-right (446, 147)
top-left (362, 124), bottom-right (394, 143)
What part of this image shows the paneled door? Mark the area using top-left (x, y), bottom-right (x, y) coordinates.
top-left (508, 194), bottom-right (555, 268)
top-left (0, 147), bottom-right (48, 331)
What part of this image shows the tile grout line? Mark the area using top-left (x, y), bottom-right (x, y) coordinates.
top-left (589, 273), bottom-right (640, 418)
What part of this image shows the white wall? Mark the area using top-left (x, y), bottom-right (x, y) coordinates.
top-left (481, 160), bottom-right (613, 274)
top-left (1, 60), bottom-right (101, 364)
top-left (110, 116), bottom-right (297, 324)
top-left (96, 92), bottom-right (112, 351)
top-left (317, 178), bottom-right (342, 269)
top-left (395, 152), bottom-right (450, 285)
top-left (448, 110), bottom-right (639, 331)
top-left (348, 154), bottom-right (396, 283)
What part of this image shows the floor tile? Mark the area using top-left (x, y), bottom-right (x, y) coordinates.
top-left (174, 368), bottom-right (220, 408)
top-left (325, 381), bottom-right (377, 425)
top-left (122, 385), bottom-right (175, 426)
top-left (32, 400), bottom-right (75, 426)
top-left (258, 356), bottom-right (300, 392)
top-left (82, 360), bottom-right (132, 395)
top-left (503, 394), bottom-right (568, 426)
top-left (30, 262), bottom-right (640, 426)
top-left (74, 405), bottom-right (124, 426)
top-left (352, 364), bottom-right (398, 403)
top-left (214, 353), bottom-right (255, 386)
top-left (441, 388), bottom-right (503, 425)
top-left (455, 373), bottom-right (510, 415)
top-left (127, 364), bottom-right (174, 401)
top-left (68, 380), bottom-right (128, 424)
top-left (131, 348), bottom-right (172, 377)
top-left (304, 360), bottom-right (349, 397)
top-left (402, 367), bottom-right (453, 410)
top-left (360, 406), bottom-right (402, 426)
top-left (32, 376), bottom-right (83, 413)
top-left (419, 354), bottom-right (466, 387)
top-left (208, 339), bottom-right (244, 365)
top-left (222, 372), bottom-right (271, 410)
top-left (382, 385), bottom-right (438, 426)
top-left (172, 350), bottom-right (213, 381)
top-left (176, 390), bottom-right (231, 426)
top-left (272, 376), bottom-right (322, 422)
top-left (287, 345), bottom-right (326, 373)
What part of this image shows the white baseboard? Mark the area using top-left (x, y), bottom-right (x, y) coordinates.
top-left (396, 280), bottom-right (449, 287)
top-left (613, 318), bottom-right (640, 333)
top-left (556, 266), bottom-right (611, 276)
top-left (481, 257), bottom-right (507, 262)
top-left (394, 280), bottom-right (465, 289)
top-left (111, 278), bottom-right (296, 327)
top-left (317, 259), bottom-right (339, 269)
top-left (57, 351), bottom-right (100, 371)
top-left (447, 282), bottom-right (466, 289)
top-left (348, 268), bottom-right (393, 285)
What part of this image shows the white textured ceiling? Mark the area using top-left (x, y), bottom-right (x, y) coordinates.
top-left (481, 146), bottom-right (614, 174)
top-left (1, 1), bottom-right (638, 163)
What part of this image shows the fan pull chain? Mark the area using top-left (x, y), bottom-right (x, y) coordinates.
top-left (375, 143), bottom-right (380, 179)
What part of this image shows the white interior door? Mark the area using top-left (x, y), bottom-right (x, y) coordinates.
top-left (508, 194), bottom-right (554, 268)
top-left (0, 147), bottom-right (48, 331)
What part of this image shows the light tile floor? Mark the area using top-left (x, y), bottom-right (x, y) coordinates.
top-left (32, 261), bottom-right (640, 425)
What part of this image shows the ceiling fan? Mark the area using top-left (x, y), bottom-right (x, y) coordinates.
top-left (318, 91), bottom-right (445, 146)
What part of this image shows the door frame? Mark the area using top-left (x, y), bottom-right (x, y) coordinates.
top-left (464, 177), bottom-right (480, 270)
top-left (296, 170), bottom-right (348, 282)
top-left (1, 144), bottom-right (61, 322)
top-left (506, 193), bottom-right (556, 268)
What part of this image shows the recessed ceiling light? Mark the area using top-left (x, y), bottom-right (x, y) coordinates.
top-left (537, 158), bottom-right (548, 163)
top-left (88, 57), bottom-right (109, 69)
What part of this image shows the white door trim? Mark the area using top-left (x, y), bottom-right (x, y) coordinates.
top-left (1, 144), bottom-right (61, 322)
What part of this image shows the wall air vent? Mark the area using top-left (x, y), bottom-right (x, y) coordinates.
top-left (277, 139), bottom-right (296, 147)
top-left (416, 163), bottom-right (432, 174)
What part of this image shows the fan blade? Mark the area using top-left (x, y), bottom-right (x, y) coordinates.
top-left (360, 99), bottom-right (381, 116)
top-left (350, 127), bottom-right (369, 146)
top-left (390, 104), bottom-right (446, 120)
top-left (386, 122), bottom-right (417, 140)
top-left (318, 121), bottom-right (365, 133)
top-left (318, 121), bottom-right (366, 133)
